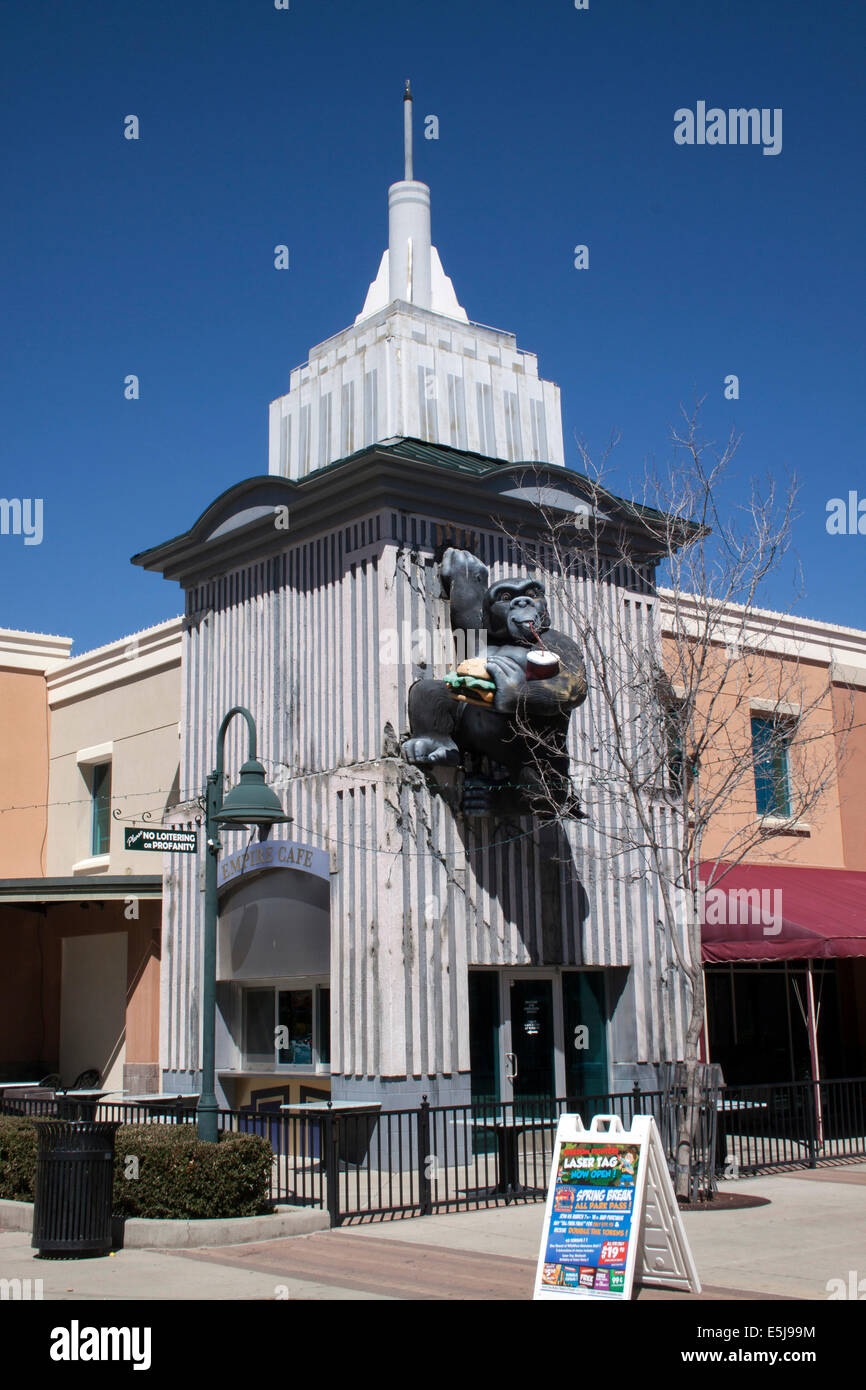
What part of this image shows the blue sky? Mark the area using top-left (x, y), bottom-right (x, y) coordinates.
top-left (1, 0), bottom-right (863, 651)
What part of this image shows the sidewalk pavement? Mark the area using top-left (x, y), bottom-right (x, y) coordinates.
top-left (344, 1165), bottom-right (866, 1299)
top-left (1, 1164), bottom-right (863, 1300)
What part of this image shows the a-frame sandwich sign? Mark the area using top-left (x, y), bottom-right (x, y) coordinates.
top-left (533, 1113), bottom-right (701, 1299)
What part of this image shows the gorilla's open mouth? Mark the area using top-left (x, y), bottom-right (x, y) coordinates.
top-left (509, 612), bottom-right (551, 644)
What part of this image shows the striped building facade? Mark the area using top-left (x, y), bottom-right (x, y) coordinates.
top-left (135, 450), bottom-right (691, 1110)
top-left (133, 104), bottom-right (691, 1111)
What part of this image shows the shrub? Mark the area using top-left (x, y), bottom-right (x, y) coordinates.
top-left (0, 1117), bottom-right (273, 1220)
top-left (0, 1117), bottom-right (38, 1201)
top-left (113, 1125), bottom-right (273, 1219)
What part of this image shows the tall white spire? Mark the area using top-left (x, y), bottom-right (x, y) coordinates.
top-left (268, 83), bottom-right (567, 478)
top-left (403, 78), bottom-right (413, 180)
top-left (356, 82), bottom-right (467, 324)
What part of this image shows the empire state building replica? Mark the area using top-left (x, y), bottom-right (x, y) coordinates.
top-left (135, 86), bottom-right (684, 1118)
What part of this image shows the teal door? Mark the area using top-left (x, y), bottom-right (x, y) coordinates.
top-left (562, 970), bottom-right (609, 1100)
top-left (468, 969), bottom-right (610, 1107)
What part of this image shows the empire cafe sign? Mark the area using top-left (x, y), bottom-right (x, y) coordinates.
top-left (218, 837), bottom-right (330, 890)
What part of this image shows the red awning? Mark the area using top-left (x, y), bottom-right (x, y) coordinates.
top-left (698, 862), bottom-right (866, 962)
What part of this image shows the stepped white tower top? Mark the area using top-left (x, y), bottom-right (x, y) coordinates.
top-left (355, 82), bottom-right (468, 323)
top-left (268, 84), bottom-right (566, 478)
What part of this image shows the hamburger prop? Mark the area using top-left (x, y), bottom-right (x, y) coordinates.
top-left (445, 657), bottom-right (497, 705)
top-left (445, 641), bottom-right (560, 706)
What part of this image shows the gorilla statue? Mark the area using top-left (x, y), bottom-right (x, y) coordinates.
top-left (401, 548), bottom-right (588, 814)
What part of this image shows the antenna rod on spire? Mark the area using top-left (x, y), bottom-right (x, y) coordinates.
top-left (403, 79), bottom-right (413, 181)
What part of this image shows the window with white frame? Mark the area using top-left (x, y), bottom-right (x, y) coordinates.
top-left (76, 743), bottom-right (114, 861)
top-left (90, 761), bottom-right (112, 856)
top-left (242, 982), bottom-right (330, 1070)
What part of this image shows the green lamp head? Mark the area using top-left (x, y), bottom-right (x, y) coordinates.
top-left (213, 759), bottom-right (293, 830)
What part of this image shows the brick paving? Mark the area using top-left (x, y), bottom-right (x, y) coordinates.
top-left (177, 1229), bottom-right (788, 1301)
top-left (179, 1230), bottom-right (534, 1299)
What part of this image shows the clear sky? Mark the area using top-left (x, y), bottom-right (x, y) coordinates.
top-left (2, 0), bottom-right (863, 652)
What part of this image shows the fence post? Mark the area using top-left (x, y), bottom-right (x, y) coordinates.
top-left (418, 1095), bottom-right (432, 1217)
top-left (806, 1082), bottom-right (819, 1169)
top-left (324, 1104), bottom-right (342, 1227)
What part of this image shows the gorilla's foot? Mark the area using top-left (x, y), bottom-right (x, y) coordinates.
top-left (401, 735), bottom-right (460, 766)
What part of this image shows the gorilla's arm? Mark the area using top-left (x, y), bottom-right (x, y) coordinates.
top-left (486, 632), bottom-right (587, 717)
top-left (440, 548), bottom-right (489, 632)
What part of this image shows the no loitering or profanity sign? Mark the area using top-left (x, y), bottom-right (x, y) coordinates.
top-left (533, 1113), bottom-right (700, 1300)
top-left (124, 827), bottom-right (198, 854)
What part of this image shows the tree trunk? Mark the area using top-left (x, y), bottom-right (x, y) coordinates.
top-left (674, 1055), bottom-right (703, 1200)
top-left (674, 949), bottom-right (706, 1199)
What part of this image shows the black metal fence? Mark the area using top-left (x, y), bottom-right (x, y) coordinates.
top-left (3, 1076), bottom-right (865, 1226)
top-left (715, 1076), bottom-right (866, 1175)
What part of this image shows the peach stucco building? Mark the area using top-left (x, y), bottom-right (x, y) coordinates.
top-left (660, 595), bottom-right (866, 1086)
top-left (0, 620), bottom-right (181, 1092)
top-left (0, 629), bottom-right (71, 879)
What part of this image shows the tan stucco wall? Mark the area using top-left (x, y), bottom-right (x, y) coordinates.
top-left (662, 635), bottom-right (848, 869)
top-left (47, 664), bottom-right (181, 876)
top-left (60, 931), bottom-right (128, 1090)
top-left (0, 668), bottom-right (50, 877)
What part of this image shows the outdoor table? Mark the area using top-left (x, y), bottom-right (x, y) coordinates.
top-left (470, 1115), bottom-right (548, 1202)
top-left (122, 1093), bottom-right (200, 1119)
top-left (280, 1101), bottom-right (382, 1166)
top-left (55, 1089), bottom-right (109, 1120)
top-left (0, 1083), bottom-right (56, 1113)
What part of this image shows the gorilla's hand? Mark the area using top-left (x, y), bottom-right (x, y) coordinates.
top-left (483, 651), bottom-right (527, 714)
top-left (440, 548), bottom-right (489, 597)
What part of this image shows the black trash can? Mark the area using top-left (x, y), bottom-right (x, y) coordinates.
top-left (32, 1121), bottom-right (118, 1257)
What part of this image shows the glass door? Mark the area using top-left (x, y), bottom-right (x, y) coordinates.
top-left (508, 977), bottom-right (556, 1111)
top-left (469, 969), bottom-right (607, 1109)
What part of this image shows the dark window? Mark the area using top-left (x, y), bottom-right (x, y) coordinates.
top-left (665, 706), bottom-right (685, 795)
top-left (751, 715), bottom-right (792, 817)
top-left (317, 987), bottom-right (331, 1066)
top-left (91, 762), bottom-right (111, 856)
top-left (243, 985), bottom-right (329, 1068)
top-left (277, 989), bottom-right (313, 1065)
top-left (244, 988), bottom-right (275, 1066)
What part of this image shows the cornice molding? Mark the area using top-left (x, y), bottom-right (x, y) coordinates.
top-left (0, 629), bottom-right (72, 673)
top-left (46, 617), bottom-right (183, 707)
top-left (131, 444), bottom-right (672, 590)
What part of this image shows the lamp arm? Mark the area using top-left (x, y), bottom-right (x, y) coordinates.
top-left (213, 705), bottom-right (258, 787)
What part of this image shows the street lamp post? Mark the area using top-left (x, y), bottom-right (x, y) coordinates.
top-left (197, 705), bottom-right (292, 1142)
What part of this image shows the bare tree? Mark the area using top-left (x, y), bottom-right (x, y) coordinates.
top-left (498, 403), bottom-right (857, 1197)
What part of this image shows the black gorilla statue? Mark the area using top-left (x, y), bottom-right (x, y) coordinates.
top-left (402, 548), bottom-right (588, 813)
